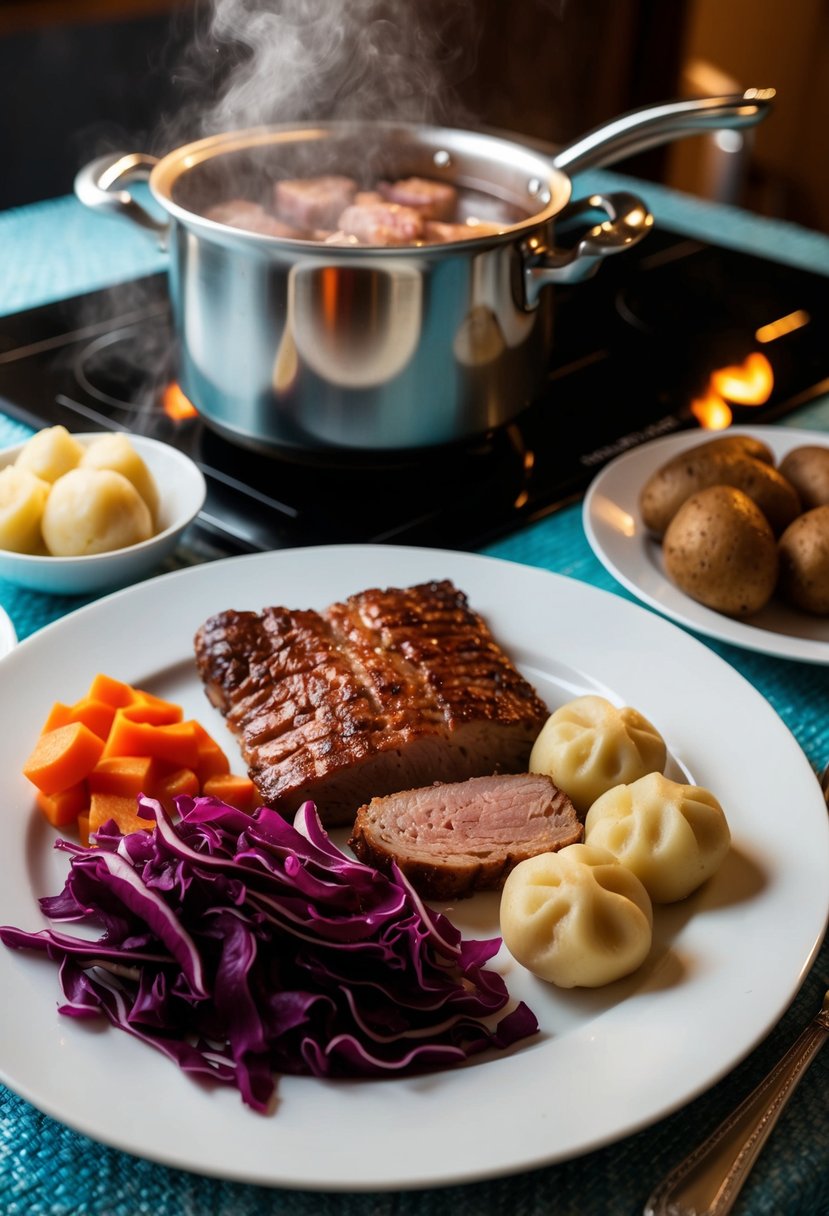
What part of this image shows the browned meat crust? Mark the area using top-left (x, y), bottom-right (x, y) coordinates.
top-left (349, 772), bottom-right (582, 900)
top-left (193, 580), bottom-right (549, 826)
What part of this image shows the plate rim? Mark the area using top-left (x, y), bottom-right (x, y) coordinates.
top-left (0, 604), bottom-right (16, 659)
top-left (582, 425), bottom-right (829, 664)
top-left (1, 543), bottom-right (827, 1191)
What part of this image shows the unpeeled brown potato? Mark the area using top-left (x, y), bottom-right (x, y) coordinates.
top-left (777, 505), bottom-right (829, 615)
top-left (778, 445), bottom-right (829, 511)
top-left (41, 468), bottom-right (153, 556)
top-left (662, 485), bottom-right (779, 618)
top-left (639, 442), bottom-right (800, 538)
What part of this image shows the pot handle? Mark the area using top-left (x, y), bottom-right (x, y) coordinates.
top-left (524, 190), bottom-right (653, 301)
top-left (552, 89), bottom-right (774, 176)
top-left (74, 152), bottom-right (167, 241)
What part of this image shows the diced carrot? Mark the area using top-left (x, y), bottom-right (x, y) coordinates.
top-left (129, 690), bottom-right (183, 726)
top-left (77, 811), bottom-right (91, 847)
top-left (102, 712), bottom-right (201, 768)
top-left (86, 673), bottom-right (137, 709)
top-left (155, 767), bottom-right (200, 814)
top-left (191, 721), bottom-right (230, 783)
top-left (202, 772), bottom-right (259, 813)
top-left (88, 791), bottom-right (153, 837)
top-left (35, 782), bottom-right (89, 828)
top-left (67, 696), bottom-right (117, 741)
top-left (40, 702), bottom-right (73, 734)
top-left (22, 722), bottom-right (106, 796)
top-left (88, 754), bottom-right (164, 798)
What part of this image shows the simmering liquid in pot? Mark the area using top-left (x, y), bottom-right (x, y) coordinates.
top-left (202, 174), bottom-right (520, 245)
top-left (171, 136), bottom-right (539, 246)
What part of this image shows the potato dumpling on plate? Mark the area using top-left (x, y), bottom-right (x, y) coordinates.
top-left (499, 844), bottom-right (653, 988)
top-left (584, 771), bottom-right (731, 903)
top-left (529, 694), bottom-right (666, 817)
top-left (662, 484), bottom-right (779, 618)
top-left (41, 468), bottom-right (153, 556)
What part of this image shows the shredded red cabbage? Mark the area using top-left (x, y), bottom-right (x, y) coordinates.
top-left (1, 796), bottom-right (538, 1111)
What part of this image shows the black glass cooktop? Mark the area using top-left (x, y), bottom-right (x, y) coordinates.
top-left (1, 225), bottom-right (827, 556)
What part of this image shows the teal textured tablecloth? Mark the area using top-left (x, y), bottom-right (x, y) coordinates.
top-left (0, 180), bottom-right (827, 1216)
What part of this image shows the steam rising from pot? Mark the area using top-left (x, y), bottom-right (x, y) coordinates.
top-left (178, 0), bottom-right (477, 140)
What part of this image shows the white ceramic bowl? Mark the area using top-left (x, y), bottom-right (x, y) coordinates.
top-left (0, 432), bottom-right (206, 594)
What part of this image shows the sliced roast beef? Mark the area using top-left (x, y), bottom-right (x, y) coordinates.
top-left (194, 580), bottom-right (549, 827)
top-left (349, 772), bottom-right (582, 900)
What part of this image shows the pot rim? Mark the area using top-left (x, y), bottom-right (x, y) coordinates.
top-left (148, 119), bottom-right (573, 254)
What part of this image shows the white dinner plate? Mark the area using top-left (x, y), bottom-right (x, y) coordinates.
top-left (0, 604), bottom-right (16, 659)
top-left (0, 545), bottom-right (827, 1192)
top-left (582, 425), bottom-right (829, 664)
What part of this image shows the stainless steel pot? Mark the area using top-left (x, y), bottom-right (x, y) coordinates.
top-left (75, 91), bottom-right (773, 457)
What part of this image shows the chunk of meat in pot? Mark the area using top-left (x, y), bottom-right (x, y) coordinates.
top-left (204, 200), bottom-right (305, 238)
top-left (274, 175), bottom-right (358, 229)
top-left (378, 176), bottom-right (458, 220)
top-left (424, 219), bottom-right (501, 243)
top-left (336, 201), bottom-right (425, 245)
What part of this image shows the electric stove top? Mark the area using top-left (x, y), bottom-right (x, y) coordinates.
top-left (1, 225), bottom-right (827, 557)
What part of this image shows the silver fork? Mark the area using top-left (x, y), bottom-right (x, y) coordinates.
top-left (644, 761), bottom-right (829, 1216)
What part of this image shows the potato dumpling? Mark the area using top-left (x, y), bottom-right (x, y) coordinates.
top-left (14, 424), bottom-right (84, 484)
top-left (640, 444), bottom-right (800, 538)
top-left (499, 844), bottom-right (653, 988)
top-left (584, 772), bottom-right (731, 903)
top-left (662, 485), bottom-right (778, 618)
top-left (778, 445), bottom-right (829, 511)
top-left (0, 466), bottom-right (50, 553)
top-left (41, 468), bottom-right (153, 556)
top-left (777, 505), bottom-right (829, 615)
top-left (79, 433), bottom-right (160, 525)
top-left (529, 694), bottom-right (666, 817)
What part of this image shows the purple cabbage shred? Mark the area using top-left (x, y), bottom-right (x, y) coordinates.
top-left (0, 796), bottom-right (538, 1111)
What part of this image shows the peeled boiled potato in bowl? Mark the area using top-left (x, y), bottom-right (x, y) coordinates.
top-left (0, 427), bottom-right (206, 593)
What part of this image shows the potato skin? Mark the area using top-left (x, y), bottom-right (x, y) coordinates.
top-left (778, 445), bottom-right (829, 511)
top-left (662, 485), bottom-right (779, 618)
top-left (640, 443), bottom-right (800, 538)
top-left (777, 506), bottom-right (829, 615)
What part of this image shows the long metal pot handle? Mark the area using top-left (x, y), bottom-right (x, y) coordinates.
top-left (552, 88), bottom-right (775, 175)
top-left (73, 152), bottom-right (167, 240)
top-left (526, 88), bottom-right (775, 294)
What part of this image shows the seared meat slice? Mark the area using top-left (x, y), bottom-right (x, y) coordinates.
top-left (194, 580), bottom-right (549, 827)
top-left (349, 772), bottom-right (582, 900)
top-left (336, 201), bottom-right (424, 245)
top-left (378, 176), bottom-right (458, 221)
top-left (274, 175), bottom-right (357, 230)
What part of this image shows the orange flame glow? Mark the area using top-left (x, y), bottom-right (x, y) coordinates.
top-left (690, 391), bottom-right (733, 430)
top-left (162, 382), bottom-right (198, 421)
top-left (710, 352), bottom-right (773, 405)
top-left (690, 350), bottom-right (775, 430)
